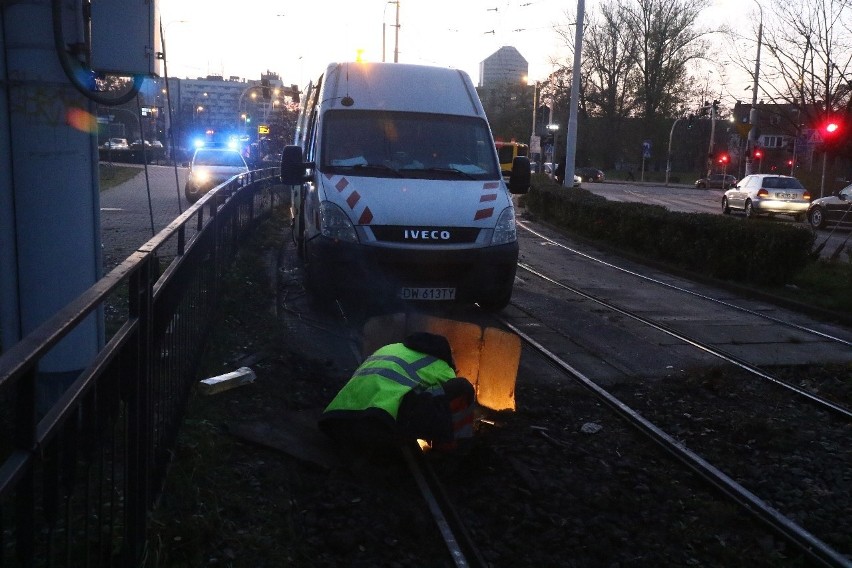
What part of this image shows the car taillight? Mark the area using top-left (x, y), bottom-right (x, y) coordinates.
top-left (802, 190), bottom-right (811, 201)
top-left (757, 188), bottom-right (769, 197)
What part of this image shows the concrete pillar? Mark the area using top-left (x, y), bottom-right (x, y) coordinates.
top-left (0, 2), bottom-right (102, 382)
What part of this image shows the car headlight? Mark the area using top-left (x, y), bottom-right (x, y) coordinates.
top-left (191, 169), bottom-right (211, 184)
top-left (492, 206), bottom-right (517, 245)
top-left (319, 201), bottom-right (358, 243)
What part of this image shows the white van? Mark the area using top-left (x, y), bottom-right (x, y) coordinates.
top-left (281, 62), bottom-right (530, 310)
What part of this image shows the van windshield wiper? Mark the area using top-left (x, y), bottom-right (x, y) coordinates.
top-left (400, 166), bottom-right (476, 180)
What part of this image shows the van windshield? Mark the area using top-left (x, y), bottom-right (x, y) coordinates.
top-left (321, 110), bottom-right (500, 180)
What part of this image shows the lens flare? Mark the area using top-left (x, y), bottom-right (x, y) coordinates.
top-left (66, 107), bottom-right (99, 133)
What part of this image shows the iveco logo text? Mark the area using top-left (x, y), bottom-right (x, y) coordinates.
top-left (404, 229), bottom-right (451, 240)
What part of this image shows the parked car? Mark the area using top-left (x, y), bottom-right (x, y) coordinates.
top-left (575, 167), bottom-right (605, 182)
top-left (807, 182), bottom-right (852, 229)
top-left (695, 173), bottom-right (737, 189)
top-left (722, 174), bottom-right (811, 220)
top-left (545, 163), bottom-right (581, 187)
top-left (184, 147), bottom-right (249, 203)
top-left (102, 137), bottom-right (129, 150)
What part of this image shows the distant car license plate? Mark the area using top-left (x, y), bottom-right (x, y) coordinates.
top-left (775, 192), bottom-right (794, 199)
top-left (400, 287), bottom-right (456, 301)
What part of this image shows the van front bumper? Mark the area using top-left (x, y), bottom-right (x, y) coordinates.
top-left (305, 236), bottom-right (519, 305)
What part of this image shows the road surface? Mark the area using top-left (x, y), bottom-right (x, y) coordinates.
top-left (579, 181), bottom-right (849, 260)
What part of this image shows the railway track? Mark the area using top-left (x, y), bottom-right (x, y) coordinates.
top-left (489, 313), bottom-right (852, 567)
top-left (323, 291), bottom-right (851, 566)
top-left (198, 214), bottom-right (851, 566)
top-left (331, 220), bottom-right (852, 566)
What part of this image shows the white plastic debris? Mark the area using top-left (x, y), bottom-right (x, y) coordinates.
top-left (580, 422), bottom-right (603, 434)
top-left (198, 367), bottom-right (256, 395)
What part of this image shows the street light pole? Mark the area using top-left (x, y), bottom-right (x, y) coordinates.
top-left (744, 0), bottom-right (762, 176)
top-left (665, 117), bottom-right (683, 186)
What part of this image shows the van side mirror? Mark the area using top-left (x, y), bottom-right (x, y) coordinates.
top-left (508, 156), bottom-right (531, 194)
top-left (280, 145), bottom-right (312, 184)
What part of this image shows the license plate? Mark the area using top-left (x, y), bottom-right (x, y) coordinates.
top-left (400, 287), bottom-right (456, 301)
top-left (775, 192), bottom-right (794, 199)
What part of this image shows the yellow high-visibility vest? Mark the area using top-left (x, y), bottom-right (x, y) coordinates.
top-left (323, 343), bottom-right (456, 419)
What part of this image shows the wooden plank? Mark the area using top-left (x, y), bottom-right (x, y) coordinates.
top-left (229, 410), bottom-right (340, 470)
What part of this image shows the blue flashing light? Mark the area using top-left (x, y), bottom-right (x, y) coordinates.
top-left (193, 138), bottom-right (205, 148)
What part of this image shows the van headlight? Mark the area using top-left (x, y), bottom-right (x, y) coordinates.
top-left (492, 206), bottom-right (517, 245)
top-left (319, 201), bottom-right (359, 243)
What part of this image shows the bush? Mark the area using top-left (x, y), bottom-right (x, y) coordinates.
top-left (524, 184), bottom-right (814, 286)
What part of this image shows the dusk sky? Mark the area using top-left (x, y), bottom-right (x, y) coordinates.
top-left (158, 0), bottom-right (754, 101)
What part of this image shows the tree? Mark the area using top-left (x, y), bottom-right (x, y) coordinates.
top-left (548, 0), bottom-right (712, 168)
top-left (733, 0), bottom-right (851, 167)
top-left (576, 0), bottom-right (641, 119)
top-left (626, 0), bottom-right (711, 120)
top-left (477, 83), bottom-right (535, 143)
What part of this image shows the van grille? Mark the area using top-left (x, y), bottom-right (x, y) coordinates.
top-left (370, 226), bottom-right (480, 244)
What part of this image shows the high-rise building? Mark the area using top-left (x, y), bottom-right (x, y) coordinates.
top-left (479, 46), bottom-right (528, 87)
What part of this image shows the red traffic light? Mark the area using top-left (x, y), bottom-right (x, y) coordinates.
top-left (718, 154), bottom-right (729, 164)
top-left (753, 148), bottom-right (762, 159)
top-left (823, 120), bottom-right (841, 140)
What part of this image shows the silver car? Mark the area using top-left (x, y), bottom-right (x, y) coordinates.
top-left (807, 183), bottom-right (852, 229)
top-left (722, 174), bottom-right (811, 221)
top-left (184, 148), bottom-right (249, 203)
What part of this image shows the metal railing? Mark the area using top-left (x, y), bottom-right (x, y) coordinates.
top-left (0, 168), bottom-right (284, 567)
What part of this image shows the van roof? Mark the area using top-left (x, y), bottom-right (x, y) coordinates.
top-left (321, 62), bottom-right (484, 117)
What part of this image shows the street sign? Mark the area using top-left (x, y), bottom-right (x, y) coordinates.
top-left (530, 135), bottom-right (541, 154)
top-left (642, 139), bottom-right (652, 159)
top-left (257, 124), bottom-right (270, 135)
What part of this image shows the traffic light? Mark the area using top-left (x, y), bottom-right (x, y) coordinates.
top-left (718, 153), bottom-right (729, 164)
top-left (822, 119), bottom-right (841, 148)
top-left (824, 120), bottom-right (840, 136)
top-left (261, 78), bottom-right (271, 100)
top-left (712, 99), bottom-right (720, 115)
top-left (687, 114), bottom-right (695, 129)
top-left (753, 147), bottom-right (762, 160)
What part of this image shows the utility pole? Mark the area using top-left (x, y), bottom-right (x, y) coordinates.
top-left (706, 100), bottom-right (719, 178)
top-left (393, 1), bottom-right (400, 63)
top-left (562, 0), bottom-right (584, 188)
top-left (530, 81), bottom-right (540, 169)
top-left (744, 0), bottom-right (763, 176)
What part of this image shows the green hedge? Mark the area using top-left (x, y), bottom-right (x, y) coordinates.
top-left (523, 184), bottom-right (815, 286)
